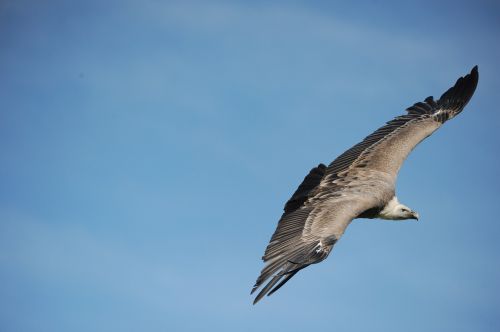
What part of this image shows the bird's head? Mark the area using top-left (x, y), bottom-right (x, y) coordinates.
top-left (379, 197), bottom-right (419, 221)
top-left (394, 204), bottom-right (419, 221)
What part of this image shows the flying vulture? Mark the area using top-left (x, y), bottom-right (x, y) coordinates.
top-left (251, 66), bottom-right (479, 304)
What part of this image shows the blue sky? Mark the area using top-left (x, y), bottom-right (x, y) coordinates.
top-left (1, 0), bottom-right (499, 331)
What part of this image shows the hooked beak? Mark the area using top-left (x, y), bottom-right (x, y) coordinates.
top-left (411, 211), bottom-right (419, 221)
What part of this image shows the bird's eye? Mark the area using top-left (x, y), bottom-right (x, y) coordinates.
top-left (401, 208), bottom-right (409, 213)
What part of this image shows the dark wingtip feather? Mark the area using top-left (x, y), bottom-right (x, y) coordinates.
top-left (405, 66), bottom-right (479, 117)
top-left (253, 275), bottom-right (281, 305)
top-left (437, 66), bottom-right (479, 116)
top-left (267, 270), bottom-right (299, 296)
top-left (252, 238), bottom-right (333, 304)
top-left (470, 65), bottom-right (479, 87)
top-left (252, 265), bottom-right (304, 304)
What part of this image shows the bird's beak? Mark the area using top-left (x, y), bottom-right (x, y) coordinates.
top-left (411, 211), bottom-right (419, 221)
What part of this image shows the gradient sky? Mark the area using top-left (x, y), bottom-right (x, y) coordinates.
top-left (1, 1), bottom-right (499, 331)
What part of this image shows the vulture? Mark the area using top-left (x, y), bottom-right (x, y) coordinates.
top-left (252, 66), bottom-right (479, 304)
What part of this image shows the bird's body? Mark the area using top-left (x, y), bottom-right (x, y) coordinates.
top-left (252, 66), bottom-right (479, 304)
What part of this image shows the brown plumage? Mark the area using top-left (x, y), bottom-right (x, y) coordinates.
top-left (252, 66), bottom-right (479, 304)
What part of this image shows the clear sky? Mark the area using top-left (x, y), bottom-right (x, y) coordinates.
top-left (1, 0), bottom-right (499, 331)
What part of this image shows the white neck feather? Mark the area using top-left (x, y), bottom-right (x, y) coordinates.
top-left (378, 196), bottom-right (403, 220)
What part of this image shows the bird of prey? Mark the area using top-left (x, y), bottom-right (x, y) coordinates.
top-left (251, 66), bottom-right (479, 304)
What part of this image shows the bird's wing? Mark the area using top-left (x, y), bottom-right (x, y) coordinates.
top-left (252, 67), bottom-right (479, 304)
top-left (323, 66), bottom-right (479, 186)
top-left (282, 163), bottom-right (327, 214)
top-left (252, 193), bottom-right (371, 304)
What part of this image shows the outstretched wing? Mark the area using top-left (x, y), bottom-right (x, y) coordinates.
top-left (252, 66), bottom-right (479, 304)
top-left (251, 165), bottom-right (333, 304)
top-left (251, 166), bottom-right (372, 304)
top-left (323, 66), bottom-right (479, 186)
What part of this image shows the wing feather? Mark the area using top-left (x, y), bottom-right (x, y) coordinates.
top-left (283, 164), bottom-right (326, 215)
top-left (324, 66), bottom-right (478, 184)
